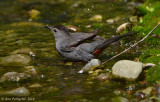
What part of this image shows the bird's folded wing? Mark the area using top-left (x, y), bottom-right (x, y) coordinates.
top-left (60, 46), bottom-right (75, 52)
top-left (69, 32), bottom-right (97, 47)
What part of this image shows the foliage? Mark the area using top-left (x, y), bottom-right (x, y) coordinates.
top-left (134, 0), bottom-right (160, 82)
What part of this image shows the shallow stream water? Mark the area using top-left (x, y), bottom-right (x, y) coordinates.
top-left (0, 0), bottom-right (141, 101)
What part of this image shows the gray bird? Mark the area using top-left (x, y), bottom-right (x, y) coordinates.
top-left (45, 25), bottom-right (131, 62)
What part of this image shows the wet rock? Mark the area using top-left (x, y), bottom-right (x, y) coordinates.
top-left (141, 86), bottom-right (153, 97)
top-left (113, 89), bottom-right (122, 95)
top-left (89, 69), bottom-right (103, 75)
top-left (65, 62), bottom-right (73, 66)
top-left (43, 86), bottom-right (61, 95)
top-left (63, 86), bottom-right (83, 95)
top-left (0, 54), bottom-right (32, 67)
top-left (112, 60), bottom-right (155, 81)
top-left (66, 25), bottom-right (81, 32)
top-left (11, 48), bottom-right (36, 57)
top-left (0, 87), bottom-right (30, 96)
top-left (97, 73), bottom-right (110, 81)
top-left (89, 15), bottom-right (102, 22)
top-left (29, 83), bottom-right (42, 88)
top-left (127, 2), bottom-right (142, 10)
top-left (129, 16), bottom-right (138, 23)
top-left (24, 66), bottom-right (37, 76)
top-left (106, 17), bottom-right (121, 24)
top-left (116, 23), bottom-right (132, 34)
top-left (78, 59), bottom-right (101, 74)
top-left (135, 91), bottom-right (145, 99)
top-left (28, 9), bottom-right (40, 21)
top-left (111, 96), bottom-right (129, 102)
top-left (0, 72), bottom-right (31, 82)
top-left (106, 19), bottom-right (114, 24)
top-left (135, 87), bottom-right (153, 98)
top-left (126, 84), bottom-right (136, 91)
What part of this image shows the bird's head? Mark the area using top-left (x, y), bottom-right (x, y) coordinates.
top-left (45, 25), bottom-right (70, 38)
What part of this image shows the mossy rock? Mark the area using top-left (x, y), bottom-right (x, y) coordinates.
top-left (0, 54), bottom-right (33, 67)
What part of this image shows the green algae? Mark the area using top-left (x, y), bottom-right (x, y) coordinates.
top-left (0, 0), bottom-right (151, 101)
top-left (139, 48), bottom-right (160, 82)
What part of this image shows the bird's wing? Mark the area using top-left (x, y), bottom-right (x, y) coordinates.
top-left (69, 32), bottom-right (98, 47)
top-left (60, 46), bottom-right (75, 52)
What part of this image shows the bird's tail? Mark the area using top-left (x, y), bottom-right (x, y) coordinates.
top-left (96, 32), bottom-right (132, 49)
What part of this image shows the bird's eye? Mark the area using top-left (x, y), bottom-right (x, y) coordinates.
top-left (54, 29), bottom-right (57, 32)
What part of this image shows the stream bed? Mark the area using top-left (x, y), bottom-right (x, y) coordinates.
top-left (0, 0), bottom-right (144, 101)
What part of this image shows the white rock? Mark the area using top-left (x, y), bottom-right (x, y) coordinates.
top-left (78, 59), bottom-right (101, 73)
top-left (116, 23), bottom-right (131, 34)
top-left (89, 15), bottom-right (102, 22)
top-left (112, 60), bottom-right (155, 81)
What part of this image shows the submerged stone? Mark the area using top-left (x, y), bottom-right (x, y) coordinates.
top-left (0, 72), bottom-right (31, 82)
top-left (97, 73), bottom-right (110, 81)
top-left (23, 66), bottom-right (38, 76)
top-left (111, 96), bottom-right (129, 102)
top-left (28, 9), bottom-right (40, 21)
top-left (11, 48), bottom-right (36, 57)
top-left (43, 86), bottom-right (61, 96)
top-left (0, 54), bottom-right (32, 67)
top-left (106, 17), bottom-right (121, 24)
top-left (135, 86), bottom-right (153, 98)
top-left (29, 83), bottom-right (42, 88)
top-left (0, 87), bottom-right (30, 96)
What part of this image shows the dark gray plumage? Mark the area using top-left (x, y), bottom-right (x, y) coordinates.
top-left (45, 25), bottom-right (131, 62)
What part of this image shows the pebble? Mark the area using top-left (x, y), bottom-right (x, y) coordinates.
top-left (0, 72), bottom-right (31, 82)
top-left (116, 23), bottom-right (132, 34)
top-left (0, 87), bottom-right (30, 96)
top-left (111, 96), bottom-right (129, 102)
top-left (0, 54), bottom-right (32, 66)
top-left (89, 15), bottom-right (102, 22)
top-left (78, 59), bottom-right (101, 73)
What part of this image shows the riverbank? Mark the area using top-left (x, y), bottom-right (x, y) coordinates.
top-left (132, 0), bottom-right (160, 82)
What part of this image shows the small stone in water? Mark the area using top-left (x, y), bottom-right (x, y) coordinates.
top-left (111, 96), bottom-right (129, 102)
top-left (24, 66), bottom-right (38, 76)
top-left (129, 16), bottom-right (138, 23)
top-left (66, 25), bottom-right (81, 32)
top-left (116, 23), bottom-right (132, 34)
top-left (106, 19), bottom-right (114, 24)
top-left (111, 60), bottom-right (155, 81)
top-left (97, 73), bottom-right (110, 81)
top-left (89, 15), bottom-right (102, 22)
top-left (0, 54), bottom-right (32, 66)
top-left (135, 86), bottom-right (153, 98)
top-left (0, 72), bottom-right (31, 82)
top-left (0, 87), bottom-right (30, 96)
top-left (11, 48), bottom-right (36, 57)
top-left (29, 83), bottom-right (42, 88)
top-left (78, 59), bottom-right (101, 74)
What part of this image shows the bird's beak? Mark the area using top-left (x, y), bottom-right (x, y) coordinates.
top-left (45, 25), bottom-right (52, 30)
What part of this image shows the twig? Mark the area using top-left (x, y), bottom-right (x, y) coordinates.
top-left (102, 23), bottom-right (160, 65)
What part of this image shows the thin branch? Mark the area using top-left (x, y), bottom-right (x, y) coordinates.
top-left (102, 23), bottom-right (160, 65)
